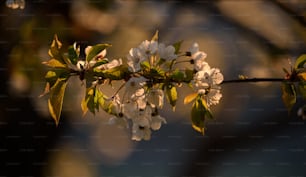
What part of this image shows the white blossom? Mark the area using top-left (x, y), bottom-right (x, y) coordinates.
top-left (193, 66), bottom-right (223, 90)
top-left (147, 88), bottom-right (164, 108)
top-left (122, 101), bottom-right (138, 119)
top-left (158, 43), bottom-right (177, 60)
top-left (125, 77), bottom-right (147, 94)
top-left (138, 40), bottom-right (158, 59)
top-left (193, 52), bottom-right (208, 71)
top-left (134, 106), bottom-right (153, 123)
top-left (127, 48), bottom-right (144, 72)
top-left (131, 106), bottom-right (153, 141)
top-left (192, 60), bottom-right (224, 107)
top-left (131, 123), bottom-right (151, 141)
top-left (150, 114), bottom-right (166, 131)
top-left (205, 86), bottom-right (222, 106)
top-left (109, 116), bottom-right (128, 128)
top-left (188, 43), bottom-right (208, 71)
top-left (130, 88), bottom-right (147, 110)
top-left (210, 68), bottom-right (224, 85)
top-left (193, 70), bottom-right (211, 89)
top-left (189, 42), bottom-right (200, 56)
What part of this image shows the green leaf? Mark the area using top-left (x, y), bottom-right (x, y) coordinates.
top-left (68, 44), bottom-right (79, 65)
top-left (151, 30), bottom-right (159, 41)
top-left (81, 87), bottom-right (106, 116)
top-left (281, 82), bottom-right (297, 112)
top-left (45, 70), bottom-right (69, 88)
top-left (184, 93), bottom-right (197, 104)
top-left (48, 78), bottom-right (68, 126)
top-left (45, 70), bottom-right (57, 81)
top-left (99, 65), bottom-right (129, 80)
top-left (86, 44), bottom-right (111, 62)
top-left (101, 100), bottom-right (113, 114)
top-left (294, 54), bottom-right (306, 69)
top-left (41, 70), bottom-right (69, 97)
top-left (172, 40), bottom-right (183, 54)
top-left (92, 59), bottom-right (109, 68)
top-left (149, 68), bottom-right (165, 78)
top-left (170, 69), bottom-right (185, 82)
top-left (190, 96), bottom-right (212, 135)
top-left (48, 34), bottom-right (65, 64)
top-left (96, 90), bottom-right (106, 108)
top-left (165, 84), bottom-right (177, 110)
top-left (140, 61), bottom-right (151, 71)
top-left (81, 87), bottom-right (95, 115)
top-left (94, 89), bottom-right (105, 111)
top-left (48, 34), bottom-right (62, 57)
top-left (42, 59), bottom-right (67, 68)
top-left (184, 68), bottom-right (195, 82)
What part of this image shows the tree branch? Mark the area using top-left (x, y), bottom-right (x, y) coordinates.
top-left (222, 78), bottom-right (285, 84)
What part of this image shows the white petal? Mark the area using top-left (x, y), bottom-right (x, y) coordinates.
top-left (150, 115), bottom-right (166, 131)
top-left (85, 46), bottom-right (92, 56)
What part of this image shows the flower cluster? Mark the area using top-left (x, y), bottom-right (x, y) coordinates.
top-left (107, 39), bottom-right (223, 140)
top-left (189, 43), bottom-right (223, 106)
top-left (42, 32), bottom-right (225, 141)
top-left (108, 78), bottom-right (167, 141)
top-left (108, 39), bottom-right (178, 140)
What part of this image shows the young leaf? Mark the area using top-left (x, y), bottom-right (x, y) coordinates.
top-left (98, 92), bottom-right (108, 109)
top-left (281, 82), bottom-right (297, 112)
top-left (94, 89), bottom-right (105, 111)
top-left (140, 61), bottom-right (151, 71)
top-left (184, 68), bottom-right (195, 82)
top-left (190, 96), bottom-right (211, 135)
top-left (170, 69), bottom-right (185, 82)
top-left (151, 30), bottom-right (159, 41)
top-left (68, 44), bottom-right (79, 65)
top-left (48, 78), bottom-right (68, 126)
top-left (294, 54), bottom-right (306, 70)
top-left (165, 84), bottom-right (177, 110)
top-left (150, 68), bottom-right (165, 78)
top-left (48, 35), bottom-right (65, 64)
top-left (86, 44), bottom-right (111, 62)
top-left (81, 87), bottom-right (106, 116)
top-left (184, 93), bottom-right (197, 104)
top-left (81, 87), bottom-right (96, 115)
top-left (44, 70), bottom-right (69, 90)
top-left (100, 65), bottom-right (129, 80)
top-left (81, 93), bottom-right (90, 116)
top-left (172, 40), bottom-right (183, 54)
top-left (48, 35), bottom-right (62, 56)
top-left (92, 59), bottom-right (109, 68)
top-left (42, 59), bottom-right (66, 68)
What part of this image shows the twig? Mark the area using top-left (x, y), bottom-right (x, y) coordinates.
top-left (222, 78), bottom-right (285, 84)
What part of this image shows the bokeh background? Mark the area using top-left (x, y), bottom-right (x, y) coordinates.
top-left (0, 0), bottom-right (306, 176)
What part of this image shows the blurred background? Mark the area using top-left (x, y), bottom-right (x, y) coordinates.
top-left (0, 0), bottom-right (306, 176)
